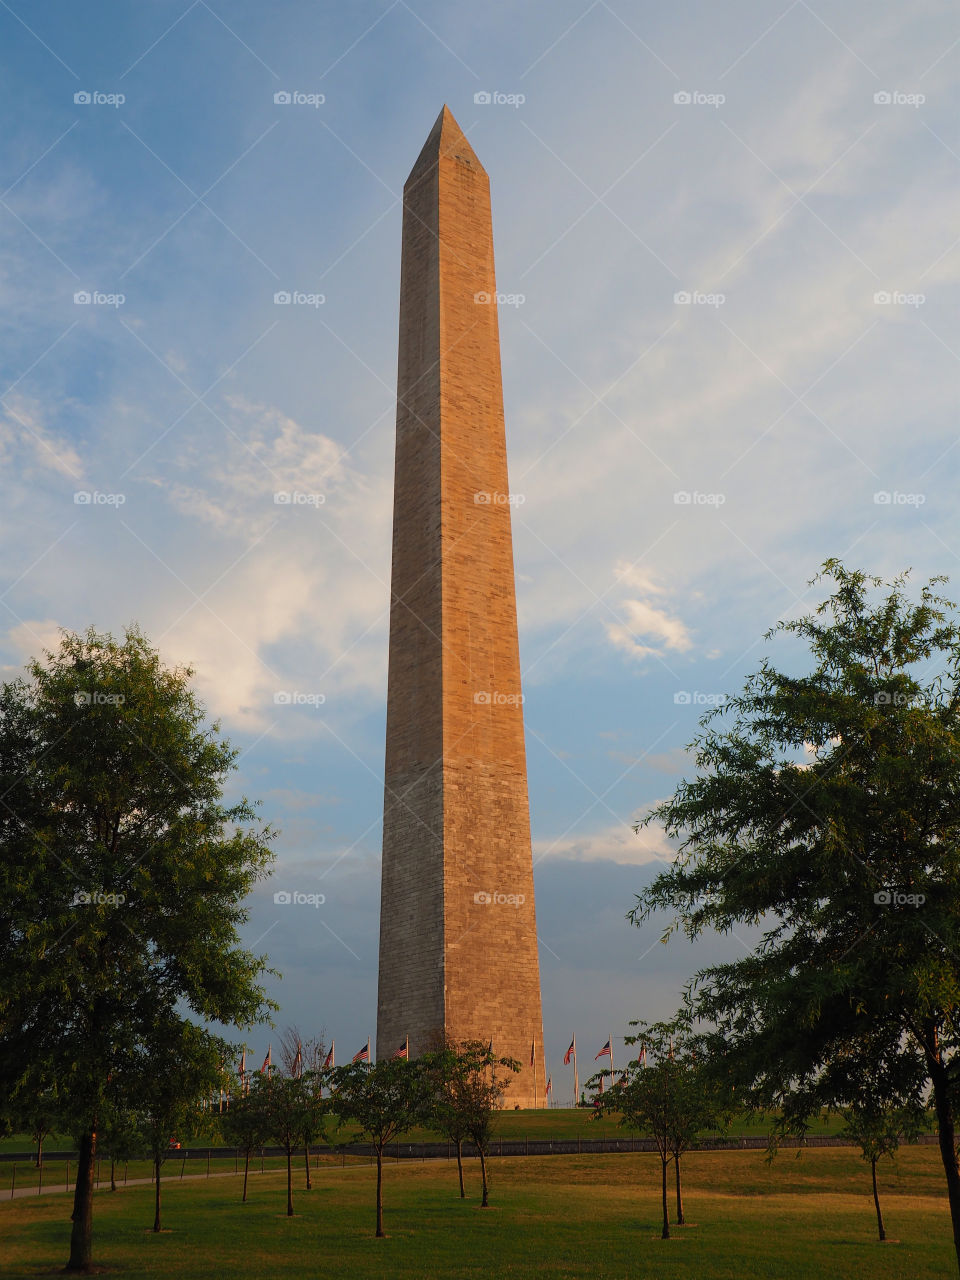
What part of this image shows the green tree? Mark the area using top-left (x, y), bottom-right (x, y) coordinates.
top-left (631, 563), bottom-right (960, 1271)
top-left (592, 1021), bottom-right (725, 1238)
top-left (421, 1039), bottom-right (472, 1198)
top-left (98, 1105), bottom-right (141, 1193)
top-left (332, 1057), bottom-right (429, 1236)
top-left (0, 627), bottom-right (276, 1271)
top-left (841, 1096), bottom-right (929, 1241)
top-left (261, 1061), bottom-right (326, 1217)
top-left (279, 1026), bottom-right (329, 1192)
top-left (130, 1019), bottom-right (224, 1232)
top-left (446, 1041), bottom-right (520, 1208)
top-left (222, 1076), bottom-right (270, 1203)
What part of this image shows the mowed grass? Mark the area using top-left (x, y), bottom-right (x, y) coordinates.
top-left (0, 1107), bottom-right (848, 1157)
top-left (0, 1145), bottom-right (953, 1279)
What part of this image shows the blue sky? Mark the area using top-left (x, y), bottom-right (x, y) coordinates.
top-left (1, 0), bottom-right (957, 1098)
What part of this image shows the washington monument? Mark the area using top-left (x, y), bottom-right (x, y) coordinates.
top-left (376, 106), bottom-right (545, 1106)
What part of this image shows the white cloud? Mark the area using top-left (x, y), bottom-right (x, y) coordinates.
top-left (605, 563), bottom-right (694, 662)
top-left (535, 819), bottom-right (674, 867)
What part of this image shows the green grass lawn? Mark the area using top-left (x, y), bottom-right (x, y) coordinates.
top-left (0, 1144), bottom-right (953, 1278)
top-left (0, 1108), bottom-right (847, 1158)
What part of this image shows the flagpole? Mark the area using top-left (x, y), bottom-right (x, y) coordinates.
top-left (533, 1038), bottom-right (538, 1109)
top-left (367, 1036), bottom-right (371, 1066)
top-left (609, 1033), bottom-right (614, 1086)
top-left (573, 1036), bottom-right (579, 1108)
top-left (406, 1035), bottom-right (409, 1060)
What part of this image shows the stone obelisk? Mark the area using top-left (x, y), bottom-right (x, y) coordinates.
top-left (377, 106), bottom-right (545, 1107)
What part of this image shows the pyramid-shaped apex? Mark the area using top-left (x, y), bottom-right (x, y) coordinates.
top-left (406, 105), bottom-right (486, 183)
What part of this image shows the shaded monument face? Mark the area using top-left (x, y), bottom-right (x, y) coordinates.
top-left (377, 106), bottom-right (545, 1107)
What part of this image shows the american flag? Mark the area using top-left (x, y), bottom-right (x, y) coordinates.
top-left (594, 1039), bottom-right (611, 1061)
top-left (352, 1043), bottom-right (370, 1064)
top-left (392, 1042), bottom-right (408, 1059)
top-left (546, 1076), bottom-right (552, 1096)
top-left (323, 1043), bottom-right (334, 1069)
top-left (260, 1046), bottom-right (271, 1073)
top-left (563, 1038), bottom-right (575, 1066)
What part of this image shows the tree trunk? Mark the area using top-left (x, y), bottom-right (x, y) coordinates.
top-left (304, 1145), bottom-right (312, 1190)
top-left (376, 1147), bottom-right (384, 1237)
top-left (675, 1153), bottom-right (685, 1225)
top-left (67, 1129), bottom-right (96, 1271)
top-left (36, 1134), bottom-right (43, 1169)
top-left (479, 1146), bottom-right (489, 1207)
top-left (871, 1157), bottom-right (886, 1241)
top-left (110, 1159), bottom-right (117, 1193)
top-left (930, 1055), bottom-right (960, 1273)
top-left (286, 1149), bottom-right (294, 1216)
top-left (153, 1157), bottom-right (162, 1232)
top-left (242, 1150), bottom-right (250, 1202)
top-left (661, 1156), bottom-right (670, 1239)
top-left (456, 1139), bottom-right (465, 1199)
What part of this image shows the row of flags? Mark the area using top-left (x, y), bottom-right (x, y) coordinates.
top-left (231, 1035), bottom-right (648, 1105)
